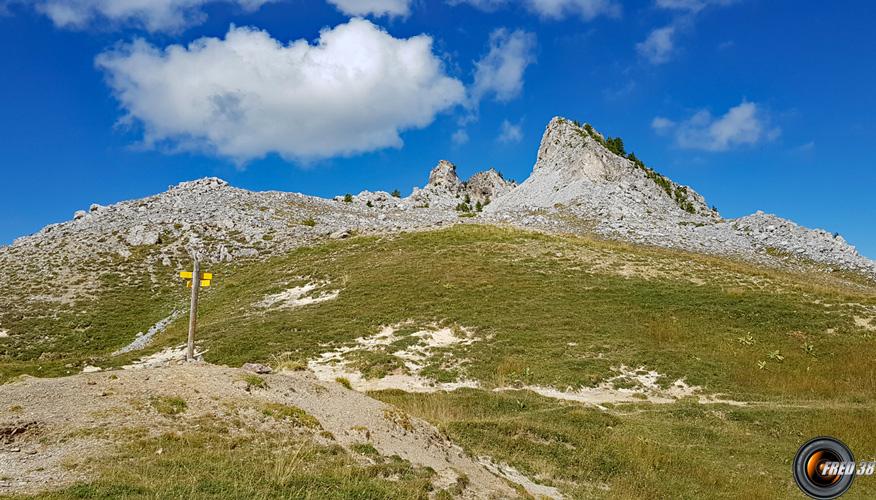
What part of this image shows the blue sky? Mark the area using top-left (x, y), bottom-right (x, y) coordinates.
top-left (1, 0), bottom-right (874, 256)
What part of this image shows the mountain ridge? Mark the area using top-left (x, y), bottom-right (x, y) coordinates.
top-left (2, 116), bottom-right (873, 281)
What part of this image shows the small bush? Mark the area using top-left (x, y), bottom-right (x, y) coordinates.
top-left (391, 189), bottom-right (401, 198)
top-left (351, 442), bottom-right (379, 456)
top-left (301, 218), bottom-right (316, 227)
top-left (335, 377), bottom-right (352, 389)
top-left (343, 194), bottom-right (353, 203)
top-left (262, 403), bottom-right (321, 428)
top-left (150, 396), bottom-right (187, 416)
top-left (366, 201), bottom-right (373, 208)
top-left (243, 374), bottom-right (267, 390)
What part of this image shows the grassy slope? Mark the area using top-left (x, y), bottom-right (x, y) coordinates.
top-left (4, 225), bottom-right (876, 498)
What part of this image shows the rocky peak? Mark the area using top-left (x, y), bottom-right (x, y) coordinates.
top-left (427, 160), bottom-right (463, 192)
top-left (534, 117), bottom-right (629, 182)
top-left (171, 177), bottom-right (230, 192)
top-left (490, 116), bottom-right (713, 219)
top-left (466, 168), bottom-right (515, 204)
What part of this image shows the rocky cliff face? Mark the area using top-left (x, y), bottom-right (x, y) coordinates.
top-left (489, 117), bottom-right (713, 218)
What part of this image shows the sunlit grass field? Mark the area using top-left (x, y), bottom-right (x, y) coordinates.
top-left (4, 225), bottom-right (876, 497)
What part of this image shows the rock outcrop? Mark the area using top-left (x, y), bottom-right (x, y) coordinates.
top-left (489, 117), bottom-right (713, 218)
top-left (405, 161), bottom-right (515, 209)
top-left (487, 117), bottom-right (874, 277)
top-left (467, 169), bottom-right (515, 205)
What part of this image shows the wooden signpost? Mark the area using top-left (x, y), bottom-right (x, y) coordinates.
top-left (179, 258), bottom-right (213, 361)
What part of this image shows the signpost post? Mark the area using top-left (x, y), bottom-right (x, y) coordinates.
top-left (179, 258), bottom-right (213, 361)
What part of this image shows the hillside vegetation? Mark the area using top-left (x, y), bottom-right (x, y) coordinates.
top-left (3, 225), bottom-right (876, 498)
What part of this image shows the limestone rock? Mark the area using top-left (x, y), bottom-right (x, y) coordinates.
top-left (242, 363), bottom-right (272, 374)
top-left (125, 225), bottom-right (160, 246)
top-left (466, 169), bottom-right (515, 204)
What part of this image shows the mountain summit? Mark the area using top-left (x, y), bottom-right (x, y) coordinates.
top-left (490, 117), bottom-right (713, 219)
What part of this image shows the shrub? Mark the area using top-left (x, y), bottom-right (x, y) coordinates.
top-left (261, 403), bottom-right (321, 428)
top-left (475, 201), bottom-right (483, 212)
top-left (366, 201), bottom-right (373, 208)
top-left (243, 374), bottom-right (267, 390)
top-left (335, 377), bottom-right (352, 389)
top-left (391, 189), bottom-right (401, 198)
top-left (455, 202), bottom-right (471, 213)
top-left (150, 396), bottom-right (187, 416)
top-left (301, 218), bottom-right (316, 227)
top-left (605, 137), bottom-right (626, 156)
top-left (343, 194), bottom-right (353, 203)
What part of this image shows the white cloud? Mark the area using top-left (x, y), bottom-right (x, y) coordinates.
top-left (498, 120), bottom-right (523, 143)
top-left (19, 0), bottom-right (270, 32)
top-left (96, 20), bottom-right (465, 162)
top-left (452, 128), bottom-right (470, 145)
top-left (449, 0), bottom-right (620, 20)
top-left (652, 101), bottom-right (780, 151)
top-left (650, 116), bottom-right (675, 133)
top-left (636, 0), bottom-right (738, 64)
top-left (446, 0), bottom-right (507, 11)
top-left (471, 28), bottom-right (537, 105)
top-left (326, 0), bottom-right (412, 17)
top-left (636, 25), bottom-right (676, 64)
top-left (656, 0), bottom-right (736, 13)
top-left (526, 0), bottom-right (621, 20)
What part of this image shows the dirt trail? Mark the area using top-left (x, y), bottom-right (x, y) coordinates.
top-left (0, 364), bottom-right (536, 498)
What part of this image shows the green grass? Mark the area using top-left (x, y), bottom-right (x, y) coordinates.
top-left (243, 374), bottom-right (267, 390)
top-left (150, 396), bottom-right (187, 416)
top-left (261, 403), bottom-right (322, 429)
top-left (19, 421), bottom-right (435, 499)
top-left (4, 224), bottom-right (876, 498)
top-left (373, 389), bottom-right (876, 499)
top-left (150, 225), bottom-right (876, 403)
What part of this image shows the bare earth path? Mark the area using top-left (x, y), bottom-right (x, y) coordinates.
top-left (0, 364), bottom-right (539, 498)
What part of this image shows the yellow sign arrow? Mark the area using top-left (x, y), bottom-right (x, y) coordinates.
top-left (181, 271), bottom-right (213, 280)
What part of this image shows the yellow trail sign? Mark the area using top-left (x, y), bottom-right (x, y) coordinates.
top-left (179, 271), bottom-right (213, 286)
top-left (181, 271), bottom-right (212, 280)
top-left (186, 280), bottom-right (212, 288)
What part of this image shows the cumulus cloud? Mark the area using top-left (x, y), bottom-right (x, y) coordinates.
top-left (656, 0), bottom-right (736, 13)
top-left (636, 25), bottom-right (676, 64)
top-left (326, 0), bottom-right (411, 17)
top-left (449, 0), bottom-right (620, 20)
top-left (471, 28), bottom-right (537, 105)
top-left (497, 120), bottom-right (523, 143)
top-left (452, 129), bottom-right (470, 145)
top-left (636, 0), bottom-right (738, 64)
top-left (14, 0), bottom-right (270, 32)
top-left (526, 0), bottom-right (621, 20)
top-left (96, 19), bottom-right (465, 162)
top-left (652, 101), bottom-right (780, 151)
top-left (446, 0), bottom-right (507, 11)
